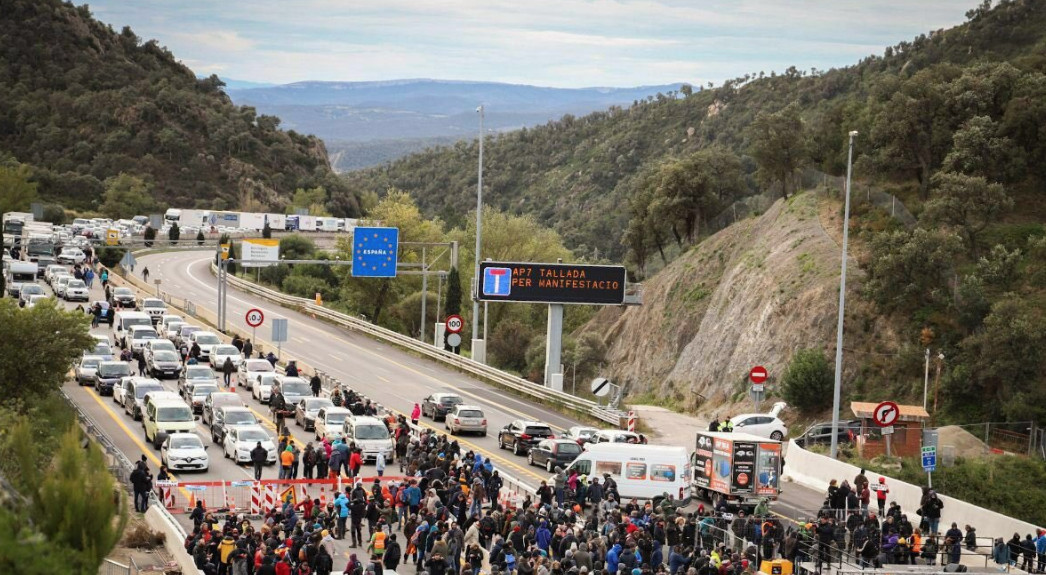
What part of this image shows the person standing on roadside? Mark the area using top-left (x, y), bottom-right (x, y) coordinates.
top-left (311, 372), bottom-right (323, 397)
top-left (242, 338), bottom-right (253, 359)
top-left (251, 441), bottom-right (267, 480)
top-left (411, 403), bottom-right (421, 426)
top-left (875, 477), bottom-right (889, 516)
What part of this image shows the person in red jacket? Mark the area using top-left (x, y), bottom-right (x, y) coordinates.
top-left (875, 477), bottom-right (889, 516)
top-left (349, 449), bottom-right (363, 478)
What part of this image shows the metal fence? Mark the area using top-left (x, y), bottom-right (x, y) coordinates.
top-left (99, 559), bottom-right (132, 575)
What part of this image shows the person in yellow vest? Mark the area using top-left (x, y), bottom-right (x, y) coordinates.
top-left (217, 532), bottom-right (237, 570)
top-left (367, 528), bottom-right (387, 558)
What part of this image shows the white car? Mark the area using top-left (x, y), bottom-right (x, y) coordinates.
top-left (164, 321), bottom-right (187, 341)
top-left (211, 344), bottom-right (242, 369)
top-left (56, 247), bottom-right (86, 265)
top-left (180, 365), bottom-right (219, 396)
top-left (44, 264), bottom-right (68, 284)
top-left (314, 407), bottom-right (352, 442)
top-left (52, 274), bottom-right (73, 297)
top-left (729, 402), bottom-right (789, 440)
top-left (74, 355), bottom-right (105, 386)
top-left (161, 432), bottom-right (209, 472)
top-left (223, 425), bottom-right (276, 464)
top-left (18, 283), bottom-right (45, 304)
top-left (63, 279), bottom-right (89, 302)
top-left (252, 372), bottom-right (278, 403)
top-left (274, 375), bottom-right (310, 407)
top-left (25, 294), bottom-right (52, 308)
top-left (189, 331), bottom-right (222, 362)
top-left (140, 298), bottom-right (168, 324)
top-left (239, 358), bottom-right (274, 390)
top-left (127, 325), bottom-right (159, 355)
top-left (122, 378), bottom-right (165, 419)
top-left (144, 338), bottom-right (177, 360)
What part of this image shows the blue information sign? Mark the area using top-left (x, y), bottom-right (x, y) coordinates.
top-left (483, 267), bottom-right (512, 296)
top-left (352, 227), bottom-right (399, 278)
top-left (921, 446), bottom-right (937, 472)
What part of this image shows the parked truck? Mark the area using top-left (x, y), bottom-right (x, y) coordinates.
top-left (691, 431), bottom-right (782, 510)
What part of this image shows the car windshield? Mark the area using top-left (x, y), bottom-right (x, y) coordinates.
top-left (225, 412), bottom-right (257, 425)
top-left (557, 442), bottom-right (582, 455)
top-left (92, 343), bottom-right (113, 356)
top-left (67, 280), bottom-right (85, 288)
top-left (326, 412), bottom-right (348, 425)
top-left (458, 410), bottom-right (483, 418)
top-left (306, 399), bottom-right (332, 412)
top-left (136, 384), bottom-right (163, 398)
top-left (439, 396), bottom-right (463, 406)
top-left (23, 285), bottom-right (44, 294)
top-left (124, 317), bottom-right (151, 328)
top-left (180, 326), bottom-right (201, 336)
top-left (166, 322), bottom-right (185, 331)
top-left (114, 288), bottom-right (133, 296)
top-left (134, 331), bottom-right (157, 340)
top-left (282, 382), bottom-right (310, 396)
top-left (157, 406), bottom-right (193, 421)
top-left (355, 424), bottom-right (389, 440)
top-left (238, 429), bottom-right (268, 442)
top-left (98, 363), bottom-right (130, 377)
top-left (170, 436), bottom-right (203, 449)
top-left (257, 374), bottom-right (277, 386)
top-left (196, 334), bottom-right (220, 345)
top-left (214, 345), bottom-right (238, 355)
top-left (153, 351), bottom-right (179, 362)
top-left (81, 358), bottom-right (101, 369)
top-left (192, 385), bottom-right (219, 398)
top-left (525, 426), bottom-right (553, 436)
top-left (185, 367), bottom-right (214, 380)
top-left (144, 300), bottom-right (165, 308)
top-left (245, 360), bottom-right (273, 372)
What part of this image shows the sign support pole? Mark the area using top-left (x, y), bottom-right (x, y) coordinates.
top-left (544, 303), bottom-right (564, 390)
top-left (419, 247), bottom-right (427, 344)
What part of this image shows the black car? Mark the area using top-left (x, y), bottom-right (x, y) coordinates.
top-left (421, 392), bottom-right (464, 421)
top-left (209, 406), bottom-right (259, 445)
top-left (796, 420), bottom-right (861, 448)
top-left (498, 419), bottom-right (555, 456)
top-left (527, 438), bottom-right (582, 472)
top-left (110, 287), bottom-right (137, 308)
top-left (91, 361), bottom-right (132, 396)
top-left (35, 256), bottom-right (55, 277)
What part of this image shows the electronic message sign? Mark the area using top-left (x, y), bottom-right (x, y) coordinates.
top-left (477, 261), bottom-right (627, 305)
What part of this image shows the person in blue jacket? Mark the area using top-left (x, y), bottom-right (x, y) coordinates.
top-left (606, 543), bottom-right (622, 574)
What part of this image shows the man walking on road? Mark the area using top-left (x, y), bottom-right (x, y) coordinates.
top-left (242, 338), bottom-right (253, 359)
top-left (250, 441), bottom-right (267, 480)
top-left (142, 266), bottom-right (150, 283)
top-left (222, 357), bottom-right (235, 387)
top-left (311, 372), bottom-right (323, 397)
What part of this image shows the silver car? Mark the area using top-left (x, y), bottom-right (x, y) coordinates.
top-left (75, 355), bottom-right (106, 386)
top-left (446, 404), bottom-right (487, 436)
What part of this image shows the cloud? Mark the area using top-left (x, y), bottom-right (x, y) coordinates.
top-left (85, 0), bottom-right (982, 87)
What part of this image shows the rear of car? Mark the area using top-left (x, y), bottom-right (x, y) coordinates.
top-left (64, 279), bottom-right (88, 302)
top-left (93, 361), bottom-right (131, 395)
top-left (279, 379), bottom-right (311, 407)
top-left (343, 416), bottom-right (394, 462)
top-left (447, 405), bottom-right (487, 435)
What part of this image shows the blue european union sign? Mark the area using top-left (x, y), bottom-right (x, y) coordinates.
top-left (921, 446), bottom-right (937, 472)
top-left (483, 267), bottom-right (513, 296)
top-left (352, 227), bottom-right (399, 278)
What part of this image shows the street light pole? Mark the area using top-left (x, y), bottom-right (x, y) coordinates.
top-left (830, 130), bottom-right (858, 460)
top-left (923, 348), bottom-right (930, 410)
top-left (471, 105), bottom-right (485, 363)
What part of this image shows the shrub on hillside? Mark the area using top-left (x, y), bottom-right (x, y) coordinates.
top-left (781, 347), bottom-right (834, 413)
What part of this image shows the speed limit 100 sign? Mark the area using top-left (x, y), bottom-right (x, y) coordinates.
top-left (245, 308), bottom-right (264, 328)
top-left (445, 314), bottom-right (464, 334)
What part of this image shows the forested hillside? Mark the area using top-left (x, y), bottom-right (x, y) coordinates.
top-left (346, 0), bottom-right (1046, 426)
top-left (343, 0), bottom-right (1046, 265)
top-left (0, 0), bottom-right (359, 216)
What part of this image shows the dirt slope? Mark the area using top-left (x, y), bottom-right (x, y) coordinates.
top-left (585, 191), bottom-right (849, 414)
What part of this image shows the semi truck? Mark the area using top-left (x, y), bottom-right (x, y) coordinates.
top-left (691, 431), bottom-right (782, 510)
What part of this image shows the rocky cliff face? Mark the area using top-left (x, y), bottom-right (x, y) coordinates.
top-left (586, 191), bottom-right (847, 414)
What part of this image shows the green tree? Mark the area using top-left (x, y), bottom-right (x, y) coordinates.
top-left (167, 222), bottom-right (180, 245)
top-left (40, 203), bottom-right (67, 225)
top-left (196, 230), bottom-right (205, 246)
top-left (287, 187), bottom-right (331, 216)
top-left (143, 225), bottom-right (156, 248)
top-left (7, 421), bottom-right (126, 572)
top-left (443, 267), bottom-right (463, 352)
top-left (923, 172), bottom-right (1013, 256)
top-left (942, 115), bottom-right (1024, 183)
top-left (864, 228), bottom-right (964, 314)
top-left (0, 299), bottom-right (93, 410)
top-left (100, 173), bottom-right (154, 219)
top-left (747, 103), bottom-right (806, 199)
top-left (279, 234), bottom-right (315, 260)
top-left (781, 348), bottom-right (834, 413)
top-left (488, 319), bottom-right (535, 372)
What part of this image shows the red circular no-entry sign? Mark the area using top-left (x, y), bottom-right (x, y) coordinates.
top-left (749, 366), bottom-right (768, 384)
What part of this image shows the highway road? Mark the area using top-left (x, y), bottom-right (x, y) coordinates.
top-left (53, 249), bottom-right (825, 541)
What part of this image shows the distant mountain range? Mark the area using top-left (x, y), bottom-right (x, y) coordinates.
top-left (223, 79), bottom-right (686, 171)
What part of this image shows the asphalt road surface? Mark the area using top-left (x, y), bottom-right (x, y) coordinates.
top-left (52, 250), bottom-right (825, 543)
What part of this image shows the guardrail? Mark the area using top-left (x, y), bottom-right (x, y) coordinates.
top-left (211, 262), bottom-right (628, 426)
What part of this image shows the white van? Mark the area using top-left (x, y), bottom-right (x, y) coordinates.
top-left (143, 398), bottom-right (197, 448)
top-left (114, 311), bottom-right (153, 347)
top-left (563, 443), bottom-right (692, 503)
top-left (342, 415), bottom-right (394, 462)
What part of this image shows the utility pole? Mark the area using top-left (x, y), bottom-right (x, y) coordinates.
top-left (419, 246), bottom-right (427, 343)
top-left (830, 130), bottom-right (858, 460)
top-left (923, 348), bottom-right (930, 410)
top-left (471, 105), bottom-right (485, 363)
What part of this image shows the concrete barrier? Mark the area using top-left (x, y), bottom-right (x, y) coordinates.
top-left (145, 504), bottom-right (201, 575)
top-left (783, 439), bottom-right (1040, 539)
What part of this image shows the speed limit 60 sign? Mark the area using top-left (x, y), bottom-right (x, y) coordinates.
top-left (445, 314), bottom-right (464, 334)
top-left (245, 308), bottom-right (264, 328)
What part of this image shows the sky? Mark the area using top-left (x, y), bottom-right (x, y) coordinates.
top-left (88, 0), bottom-right (981, 88)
